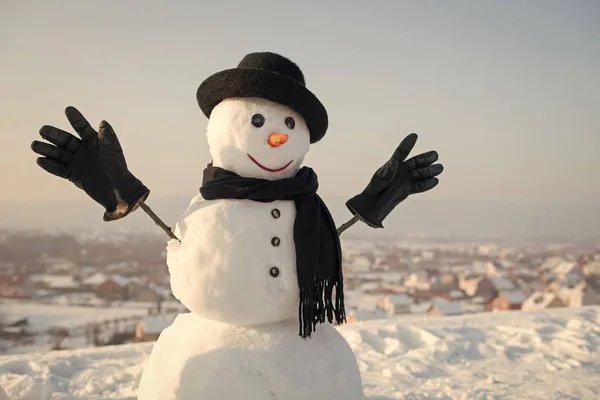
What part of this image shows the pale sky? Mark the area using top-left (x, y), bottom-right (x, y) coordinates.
top-left (1, 0), bottom-right (599, 208)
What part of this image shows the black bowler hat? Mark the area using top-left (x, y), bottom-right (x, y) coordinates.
top-left (196, 52), bottom-right (328, 143)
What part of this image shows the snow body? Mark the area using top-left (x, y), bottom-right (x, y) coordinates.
top-left (167, 194), bottom-right (300, 325)
top-left (138, 98), bottom-right (365, 399)
top-left (137, 313), bottom-right (364, 400)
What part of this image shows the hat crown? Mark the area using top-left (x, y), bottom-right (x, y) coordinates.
top-left (238, 52), bottom-right (305, 86)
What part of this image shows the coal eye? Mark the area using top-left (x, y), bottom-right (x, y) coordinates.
top-left (251, 114), bottom-right (265, 128)
top-left (285, 117), bottom-right (295, 130)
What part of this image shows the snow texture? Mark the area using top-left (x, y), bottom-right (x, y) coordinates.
top-left (137, 313), bottom-right (364, 400)
top-left (167, 195), bottom-right (300, 326)
top-left (0, 301), bottom-right (147, 332)
top-left (1, 307), bottom-right (599, 400)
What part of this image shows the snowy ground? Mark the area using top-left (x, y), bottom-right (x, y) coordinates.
top-left (0, 301), bottom-right (150, 355)
top-left (1, 306), bottom-right (599, 400)
top-left (0, 301), bottom-right (149, 332)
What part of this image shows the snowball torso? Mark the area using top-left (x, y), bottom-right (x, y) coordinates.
top-left (137, 313), bottom-right (365, 400)
top-left (168, 194), bottom-right (299, 325)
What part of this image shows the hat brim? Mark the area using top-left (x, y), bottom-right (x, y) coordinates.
top-left (197, 68), bottom-right (328, 143)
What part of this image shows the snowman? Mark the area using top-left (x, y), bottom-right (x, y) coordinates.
top-left (31, 52), bottom-right (443, 399)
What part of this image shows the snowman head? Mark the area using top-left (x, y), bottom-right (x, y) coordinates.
top-left (206, 97), bottom-right (310, 180)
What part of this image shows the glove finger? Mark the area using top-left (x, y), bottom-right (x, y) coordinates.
top-left (390, 133), bottom-right (418, 162)
top-left (411, 163), bottom-right (444, 179)
top-left (405, 151), bottom-right (438, 170)
top-left (412, 178), bottom-right (439, 194)
top-left (98, 120), bottom-right (122, 149)
top-left (39, 125), bottom-right (81, 152)
top-left (36, 157), bottom-right (69, 179)
top-left (31, 141), bottom-right (73, 163)
top-left (65, 106), bottom-right (97, 142)
top-left (364, 159), bottom-right (398, 195)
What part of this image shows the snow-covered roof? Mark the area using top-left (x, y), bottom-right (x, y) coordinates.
top-left (31, 274), bottom-right (80, 289)
top-left (108, 274), bottom-right (130, 287)
top-left (449, 290), bottom-right (465, 299)
top-left (388, 294), bottom-right (413, 306)
top-left (138, 315), bottom-right (176, 334)
top-left (429, 299), bottom-right (462, 316)
top-left (83, 272), bottom-right (107, 286)
top-left (500, 290), bottom-right (527, 304)
top-left (553, 261), bottom-right (577, 276)
top-left (583, 261), bottom-right (600, 275)
top-left (347, 308), bottom-right (387, 322)
top-left (489, 277), bottom-right (514, 291)
top-left (149, 282), bottom-right (170, 298)
top-left (359, 282), bottom-right (380, 292)
top-left (343, 292), bottom-right (380, 311)
top-left (410, 302), bottom-right (431, 314)
top-left (539, 257), bottom-right (565, 271)
top-left (523, 291), bottom-right (559, 309)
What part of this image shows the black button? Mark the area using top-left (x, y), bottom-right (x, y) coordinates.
top-left (271, 209), bottom-right (280, 219)
top-left (271, 237), bottom-right (280, 247)
top-left (270, 267), bottom-right (280, 278)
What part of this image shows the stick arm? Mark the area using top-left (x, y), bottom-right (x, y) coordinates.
top-left (139, 201), bottom-right (180, 242)
top-left (336, 214), bottom-right (361, 236)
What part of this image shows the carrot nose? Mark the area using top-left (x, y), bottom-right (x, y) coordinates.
top-left (267, 132), bottom-right (288, 147)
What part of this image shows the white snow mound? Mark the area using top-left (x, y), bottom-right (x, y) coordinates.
top-left (1, 306), bottom-right (599, 400)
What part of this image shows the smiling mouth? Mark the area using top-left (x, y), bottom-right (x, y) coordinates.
top-left (247, 154), bottom-right (294, 172)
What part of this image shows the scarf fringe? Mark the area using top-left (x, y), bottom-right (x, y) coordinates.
top-left (298, 278), bottom-right (346, 339)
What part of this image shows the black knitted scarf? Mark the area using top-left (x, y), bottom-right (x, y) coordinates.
top-left (200, 164), bottom-right (345, 338)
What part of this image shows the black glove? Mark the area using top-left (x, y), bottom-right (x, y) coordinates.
top-left (346, 133), bottom-right (443, 228)
top-left (31, 106), bottom-right (150, 221)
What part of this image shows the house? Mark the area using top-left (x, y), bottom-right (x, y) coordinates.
top-left (359, 281), bottom-right (381, 294)
top-left (0, 274), bottom-right (34, 299)
top-left (129, 282), bottom-right (171, 302)
top-left (440, 272), bottom-right (458, 286)
top-left (0, 317), bottom-right (34, 343)
top-left (403, 271), bottom-right (430, 291)
top-left (557, 280), bottom-right (600, 307)
top-left (345, 308), bottom-right (388, 324)
top-left (584, 275), bottom-right (600, 294)
top-left (376, 253), bottom-right (402, 271)
top-left (96, 275), bottom-right (131, 301)
top-left (489, 290), bottom-right (526, 311)
top-left (489, 277), bottom-right (515, 292)
top-left (345, 255), bottom-right (371, 273)
top-left (82, 272), bottom-right (108, 288)
top-left (522, 291), bottom-right (565, 311)
top-left (583, 261), bottom-right (600, 276)
top-left (135, 315), bottom-right (176, 342)
top-left (427, 299), bottom-right (463, 317)
top-left (377, 294), bottom-right (413, 315)
top-left (485, 261), bottom-right (505, 277)
top-left (459, 276), bottom-right (497, 303)
top-left (459, 301), bottom-right (486, 314)
top-left (30, 274), bottom-right (81, 294)
top-left (449, 290), bottom-right (466, 300)
top-left (459, 275), bottom-right (483, 297)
